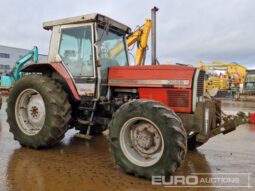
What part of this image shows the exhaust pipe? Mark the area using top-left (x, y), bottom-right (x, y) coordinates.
top-left (151, 6), bottom-right (159, 65)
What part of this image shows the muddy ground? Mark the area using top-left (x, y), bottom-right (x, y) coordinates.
top-left (0, 99), bottom-right (254, 191)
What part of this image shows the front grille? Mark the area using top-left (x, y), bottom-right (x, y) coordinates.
top-left (167, 90), bottom-right (189, 107)
top-left (197, 70), bottom-right (205, 96)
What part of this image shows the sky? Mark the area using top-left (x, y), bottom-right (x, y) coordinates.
top-left (0, 0), bottom-right (255, 69)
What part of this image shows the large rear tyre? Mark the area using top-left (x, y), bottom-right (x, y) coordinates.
top-left (7, 75), bottom-right (71, 149)
top-left (109, 99), bottom-right (187, 179)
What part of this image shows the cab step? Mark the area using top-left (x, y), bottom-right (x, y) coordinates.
top-left (77, 118), bottom-right (94, 126)
top-left (75, 132), bottom-right (92, 140)
top-left (78, 106), bottom-right (96, 111)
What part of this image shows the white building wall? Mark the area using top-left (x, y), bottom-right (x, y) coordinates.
top-left (0, 45), bottom-right (47, 73)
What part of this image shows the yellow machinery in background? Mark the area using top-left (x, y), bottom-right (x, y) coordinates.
top-left (197, 61), bottom-right (247, 97)
top-left (126, 19), bottom-right (152, 65)
top-left (110, 19), bottom-right (152, 65)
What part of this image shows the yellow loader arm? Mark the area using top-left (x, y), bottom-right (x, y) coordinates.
top-left (110, 19), bottom-right (152, 65)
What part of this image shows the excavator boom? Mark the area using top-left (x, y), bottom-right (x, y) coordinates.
top-left (127, 19), bottom-right (152, 65)
top-left (110, 19), bottom-right (152, 65)
top-left (12, 46), bottom-right (39, 80)
top-left (0, 46), bottom-right (39, 94)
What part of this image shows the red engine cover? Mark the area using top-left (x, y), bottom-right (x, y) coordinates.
top-left (109, 65), bottom-right (196, 113)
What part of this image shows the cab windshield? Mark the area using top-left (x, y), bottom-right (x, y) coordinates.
top-left (246, 74), bottom-right (255, 82)
top-left (98, 26), bottom-right (128, 95)
top-left (98, 27), bottom-right (129, 67)
top-left (245, 74), bottom-right (255, 89)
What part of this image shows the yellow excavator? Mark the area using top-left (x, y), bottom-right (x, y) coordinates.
top-left (198, 61), bottom-right (247, 97)
top-left (110, 19), bottom-right (152, 65)
top-left (126, 19), bottom-right (152, 65)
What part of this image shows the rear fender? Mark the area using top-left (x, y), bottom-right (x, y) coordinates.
top-left (22, 62), bottom-right (80, 101)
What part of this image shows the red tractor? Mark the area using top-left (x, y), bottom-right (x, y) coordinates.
top-left (7, 12), bottom-right (244, 179)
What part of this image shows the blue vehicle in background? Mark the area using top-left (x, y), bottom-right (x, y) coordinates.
top-left (0, 46), bottom-right (38, 95)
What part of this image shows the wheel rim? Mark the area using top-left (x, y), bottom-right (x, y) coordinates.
top-left (15, 89), bottom-right (46, 136)
top-left (119, 117), bottom-right (164, 167)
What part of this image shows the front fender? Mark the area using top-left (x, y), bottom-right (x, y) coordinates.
top-left (22, 62), bottom-right (80, 101)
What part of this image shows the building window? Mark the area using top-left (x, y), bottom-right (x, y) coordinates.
top-left (0, 53), bottom-right (10, 59)
top-left (0, 64), bottom-right (11, 74)
top-left (0, 64), bottom-right (10, 69)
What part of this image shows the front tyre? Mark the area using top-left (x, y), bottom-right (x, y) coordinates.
top-left (7, 75), bottom-right (71, 149)
top-left (109, 99), bottom-right (187, 179)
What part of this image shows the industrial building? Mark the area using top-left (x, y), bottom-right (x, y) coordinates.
top-left (0, 45), bottom-right (47, 74)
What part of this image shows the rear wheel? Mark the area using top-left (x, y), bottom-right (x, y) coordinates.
top-left (109, 99), bottom-right (187, 179)
top-left (7, 75), bottom-right (71, 149)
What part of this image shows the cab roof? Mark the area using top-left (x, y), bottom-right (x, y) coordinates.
top-left (43, 13), bottom-right (131, 34)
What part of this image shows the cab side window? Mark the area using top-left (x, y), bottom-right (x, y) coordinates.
top-left (59, 26), bottom-right (94, 77)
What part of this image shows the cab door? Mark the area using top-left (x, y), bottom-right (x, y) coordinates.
top-left (58, 24), bottom-right (96, 97)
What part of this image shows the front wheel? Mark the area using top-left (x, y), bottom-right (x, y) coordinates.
top-left (7, 75), bottom-right (71, 149)
top-left (109, 99), bottom-right (187, 179)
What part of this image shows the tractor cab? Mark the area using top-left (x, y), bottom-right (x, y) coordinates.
top-left (243, 70), bottom-right (255, 95)
top-left (43, 13), bottom-right (131, 97)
